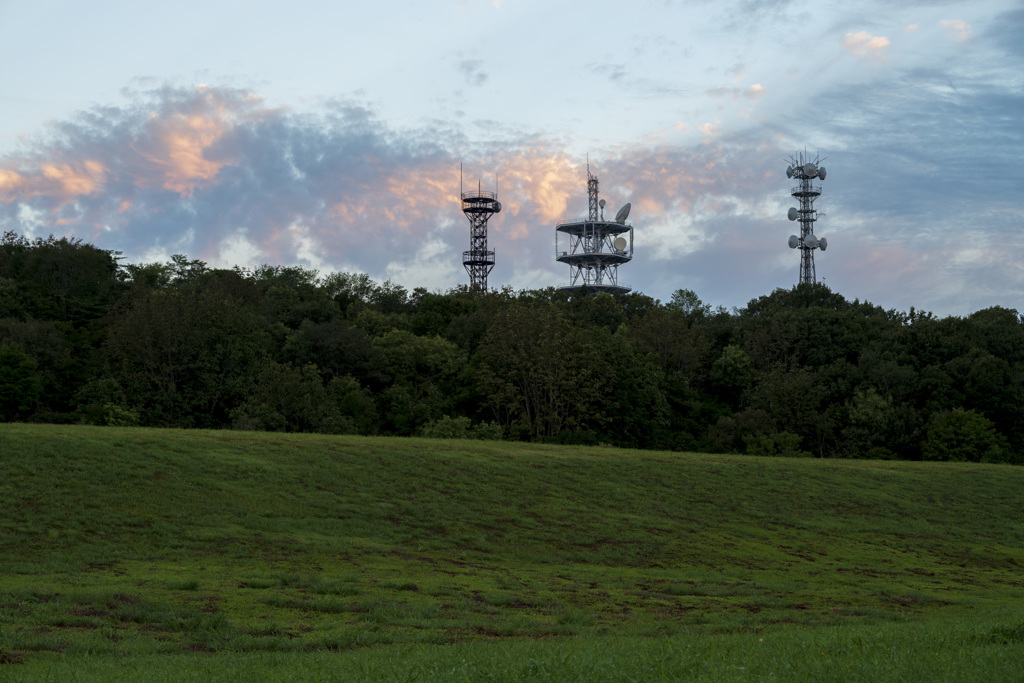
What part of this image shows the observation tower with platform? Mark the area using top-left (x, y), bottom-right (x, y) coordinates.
top-left (461, 171), bottom-right (500, 290)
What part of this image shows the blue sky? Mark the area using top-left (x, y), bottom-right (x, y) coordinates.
top-left (1, 0), bottom-right (1021, 315)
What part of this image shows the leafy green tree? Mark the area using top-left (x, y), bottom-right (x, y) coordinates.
top-left (707, 408), bottom-right (775, 454)
top-left (746, 368), bottom-right (826, 455)
top-left (476, 304), bottom-right (613, 440)
top-left (838, 386), bottom-right (895, 457)
top-left (0, 318), bottom-right (79, 416)
top-left (73, 378), bottom-right (137, 426)
top-left (420, 415), bottom-right (503, 440)
top-left (0, 234), bottom-right (123, 324)
top-left (327, 375), bottom-right (378, 434)
top-left (371, 330), bottom-right (465, 435)
top-left (710, 345), bottom-right (754, 409)
top-left (410, 293), bottom-right (477, 338)
top-left (231, 362), bottom-right (352, 433)
top-left (745, 432), bottom-right (811, 457)
top-left (922, 409), bottom-right (1013, 463)
top-left (321, 272), bottom-right (377, 316)
top-left (282, 319), bottom-right (374, 383)
top-left (249, 265), bottom-right (338, 329)
top-left (105, 288), bottom-right (269, 427)
top-left (666, 288), bottom-right (711, 319)
top-left (0, 277), bottom-right (26, 320)
top-left (0, 342), bottom-right (42, 421)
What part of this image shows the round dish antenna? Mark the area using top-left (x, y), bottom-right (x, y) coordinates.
top-left (817, 167), bottom-right (826, 180)
top-left (599, 199), bottom-right (606, 208)
top-left (803, 163), bottom-right (817, 177)
top-left (614, 203), bottom-right (631, 223)
top-left (788, 207), bottom-right (798, 221)
top-left (818, 236), bottom-right (828, 251)
top-left (613, 236), bottom-right (627, 251)
top-left (804, 234), bottom-right (818, 249)
top-left (788, 235), bottom-right (800, 249)
top-left (493, 201), bottom-right (502, 213)
top-left (786, 166), bottom-right (794, 178)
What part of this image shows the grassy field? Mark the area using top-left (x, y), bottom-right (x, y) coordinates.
top-left (0, 424), bottom-right (1022, 680)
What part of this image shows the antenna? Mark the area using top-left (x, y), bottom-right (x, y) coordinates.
top-left (461, 167), bottom-right (500, 291)
top-left (614, 203), bottom-right (631, 223)
top-left (783, 150), bottom-right (829, 284)
top-left (554, 161), bottom-right (634, 295)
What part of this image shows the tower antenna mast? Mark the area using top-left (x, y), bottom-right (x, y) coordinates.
top-left (784, 152), bottom-right (829, 284)
top-left (555, 161), bottom-right (634, 294)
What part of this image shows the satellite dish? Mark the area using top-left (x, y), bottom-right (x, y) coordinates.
top-left (788, 235), bottom-right (800, 249)
top-left (493, 201), bottom-right (501, 213)
top-left (817, 166), bottom-right (826, 180)
top-left (818, 236), bottom-right (828, 251)
top-left (613, 236), bottom-right (627, 251)
top-left (803, 163), bottom-right (817, 177)
top-left (614, 203), bottom-right (631, 223)
top-left (599, 199), bottom-right (606, 208)
top-left (787, 207), bottom-right (798, 221)
top-left (804, 234), bottom-right (818, 249)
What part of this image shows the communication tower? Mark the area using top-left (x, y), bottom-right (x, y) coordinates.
top-left (461, 167), bottom-right (500, 290)
top-left (555, 163), bottom-right (633, 293)
top-left (785, 152), bottom-right (829, 284)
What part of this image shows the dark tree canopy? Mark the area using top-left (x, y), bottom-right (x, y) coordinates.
top-left (1, 233), bottom-right (1021, 464)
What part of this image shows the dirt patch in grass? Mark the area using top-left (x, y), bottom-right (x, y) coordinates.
top-left (0, 652), bottom-right (26, 665)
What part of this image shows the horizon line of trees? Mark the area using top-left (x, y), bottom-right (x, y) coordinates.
top-left (1, 231), bottom-right (1021, 465)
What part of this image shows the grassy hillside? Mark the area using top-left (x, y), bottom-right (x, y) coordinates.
top-left (1, 424), bottom-right (1023, 679)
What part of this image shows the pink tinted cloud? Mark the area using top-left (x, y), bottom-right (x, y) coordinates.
top-left (939, 20), bottom-right (972, 43)
top-left (140, 113), bottom-right (228, 194)
top-left (0, 85), bottom-right (797, 296)
top-left (842, 31), bottom-right (890, 59)
top-left (0, 160), bottom-right (107, 203)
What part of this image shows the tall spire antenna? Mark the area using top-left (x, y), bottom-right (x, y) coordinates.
top-left (784, 152), bottom-right (829, 284)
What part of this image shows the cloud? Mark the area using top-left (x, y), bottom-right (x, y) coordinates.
top-left (706, 84), bottom-right (766, 101)
top-left (0, 161), bottom-right (107, 202)
top-left (0, 85), bottom-right (783, 303)
top-left (987, 9), bottom-right (1024, 58)
top-left (842, 31), bottom-right (890, 59)
top-left (1, 78), bottom-right (1022, 317)
top-left (458, 59), bottom-right (488, 87)
top-left (589, 63), bottom-right (628, 83)
top-left (939, 19), bottom-right (972, 43)
top-left (903, 24), bottom-right (919, 33)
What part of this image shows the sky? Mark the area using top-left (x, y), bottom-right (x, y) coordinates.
top-left (1, 0), bottom-right (1022, 316)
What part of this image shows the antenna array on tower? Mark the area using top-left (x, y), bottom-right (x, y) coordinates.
top-left (554, 163), bottom-right (634, 294)
top-left (784, 152), bottom-right (829, 284)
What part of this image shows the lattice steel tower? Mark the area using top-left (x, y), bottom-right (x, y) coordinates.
top-left (555, 163), bottom-right (633, 293)
top-left (785, 152), bottom-right (829, 284)
top-left (461, 170), bottom-right (500, 290)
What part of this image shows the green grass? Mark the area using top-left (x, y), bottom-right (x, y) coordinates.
top-left (6, 618), bottom-right (1024, 682)
top-left (0, 423), bottom-right (1023, 679)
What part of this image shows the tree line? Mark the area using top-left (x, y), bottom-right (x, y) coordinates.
top-left (1, 231), bottom-right (1021, 464)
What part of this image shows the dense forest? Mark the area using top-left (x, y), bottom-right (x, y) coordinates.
top-left (1, 231), bottom-right (1021, 464)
